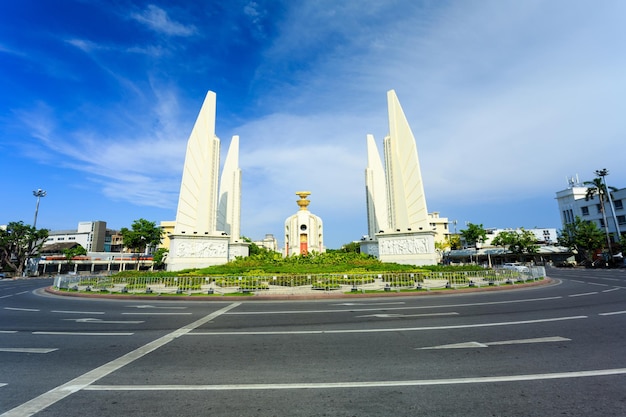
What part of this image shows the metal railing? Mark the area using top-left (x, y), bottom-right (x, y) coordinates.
top-left (53, 267), bottom-right (545, 295)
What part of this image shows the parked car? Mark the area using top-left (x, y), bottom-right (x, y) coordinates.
top-left (502, 263), bottom-right (529, 272)
top-left (0, 273), bottom-right (6, 279)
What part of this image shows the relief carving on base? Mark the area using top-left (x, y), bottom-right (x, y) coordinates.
top-left (176, 241), bottom-right (228, 258)
top-left (379, 237), bottom-right (429, 255)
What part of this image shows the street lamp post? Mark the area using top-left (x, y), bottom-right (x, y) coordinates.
top-left (25, 188), bottom-right (47, 276)
top-left (596, 169), bottom-right (620, 242)
top-left (32, 189), bottom-right (47, 229)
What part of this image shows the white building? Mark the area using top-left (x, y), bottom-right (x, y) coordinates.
top-left (43, 221), bottom-right (108, 252)
top-left (556, 176), bottom-right (626, 243)
top-left (254, 234), bottom-right (279, 252)
top-left (484, 228), bottom-right (558, 246)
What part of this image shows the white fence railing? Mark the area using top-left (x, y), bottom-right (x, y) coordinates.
top-left (53, 267), bottom-right (545, 295)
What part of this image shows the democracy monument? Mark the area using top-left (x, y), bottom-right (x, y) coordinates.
top-left (166, 91), bottom-right (246, 271)
top-left (166, 89), bottom-right (437, 270)
top-left (360, 90), bottom-right (438, 265)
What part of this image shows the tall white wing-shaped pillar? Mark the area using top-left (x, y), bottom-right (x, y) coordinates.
top-left (174, 91), bottom-right (220, 235)
top-left (365, 134), bottom-right (389, 237)
top-left (217, 135), bottom-right (242, 242)
top-left (384, 89), bottom-right (430, 232)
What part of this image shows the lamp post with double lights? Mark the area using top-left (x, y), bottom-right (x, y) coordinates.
top-left (25, 188), bottom-right (47, 275)
top-left (32, 189), bottom-right (47, 228)
top-left (595, 169), bottom-right (620, 242)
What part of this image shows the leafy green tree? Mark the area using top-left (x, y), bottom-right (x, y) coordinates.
top-left (62, 245), bottom-right (87, 265)
top-left (492, 229), bottom-right (538, 261)
top-left (337, 241), bottom-right (360, 253)
top-left (557, 216), bottom-right (605, 263)
top-left (460, 223), bottom-right (487, 248)
top-left (241, 237), bottom-right (280, 260)
top-left (0, 221), bottom-right (49, 275)
top-left (584, 176), bottom-right (618, 246)
top-left (447, 234), bottom-right (461, 250)
top-left (152, 248), bottom-right (169, 270)
top-left (120, 219), bottom-right (162, 255)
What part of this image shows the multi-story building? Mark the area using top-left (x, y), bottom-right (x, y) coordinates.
top-left (254, 234), bottom-right (279, 252)
top-left (556, 176), bottom-right (626, 243)
top-left (44, 221), bottom-right (110, 252)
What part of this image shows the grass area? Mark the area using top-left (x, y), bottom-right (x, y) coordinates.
top-left (113, 252), bottom-right (487, 278)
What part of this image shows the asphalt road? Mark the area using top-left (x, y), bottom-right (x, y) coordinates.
top-left (1, 267), bottom-right (626, 416)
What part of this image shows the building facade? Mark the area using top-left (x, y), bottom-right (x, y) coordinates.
top-left (556, 177), bottom-right (626, 242)
top-left (43, 221), bottom-right (109, 252)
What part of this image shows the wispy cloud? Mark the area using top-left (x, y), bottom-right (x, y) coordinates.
top-left (130, 4), bottom-right (197, 37)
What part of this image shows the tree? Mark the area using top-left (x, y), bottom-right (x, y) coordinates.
top-left (120, 219), bottom-right (162, 255)
top-left (337, 242), bottom-right (361, 253)
top-left (557, 216), bottom-right (605, 264)
top-left (447, 234), bottom-right (461, 250)
top-left (152, 248), bottom-right (169, 270)
top-left (63, 245), bottom-right (87, 265)
top-left (460, 223), bottom-right (487, 248)
top-left (492, 229), bottom-right (538, 262)
top-left (584, 176), bottom-right (618, 248)
top-left (0, 221), bottom-right (49, 276)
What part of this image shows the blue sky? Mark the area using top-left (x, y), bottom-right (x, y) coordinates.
top-left (1, 0), bottom-right (625, 249)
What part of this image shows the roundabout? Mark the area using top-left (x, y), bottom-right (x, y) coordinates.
top-left (1, 267), bottom-right (625, 416)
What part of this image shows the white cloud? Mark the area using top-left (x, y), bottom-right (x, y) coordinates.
top-left (130, 4), bottom-right (197, 37)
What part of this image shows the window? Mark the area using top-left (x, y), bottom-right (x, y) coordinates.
top-left (597, 204), bottom-right (603, 214)
top-left (58, 237), bottom-right (65, 241)
top-left (599, 218), bottom-right (605, 227)
top-left (563, 209), bottom-right (574, 224)
top-left (581, 206), bottom-right (589, 216)
top-left (614, 200), bottom-right (623, 210)
top-left (69, 237), bottom-right (75, 240)
top-left (618, 215), bottom-right (626, 225)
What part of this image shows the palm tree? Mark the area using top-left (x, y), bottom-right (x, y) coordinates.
top-left (584, 176), bottom-right (618, 254)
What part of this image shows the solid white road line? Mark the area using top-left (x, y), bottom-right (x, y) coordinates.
top-left (188, 315), bottom-right (587, 336)
top-left (0, 302), bottom-right (241, 417)
top-left (333, 302), bottom-right (406, 306)
top-left (62, 318), bottom-right (144, 324)
top-left (51, 310), bottom-right (105, 315)
top-left (418, 336), bottom-right (570, 350)
top-left (599, 310), bottom-right (626, 316)
top-left (32, 332), bottom-right (134, 336)
top-left (356, 312), bottom-right (458, 318)
top-left (568, 292), bottom-right (598, 297)
top-left (225, 296), bottom-right (564, 315)
top-left (82, 368), bottom-right (626, 391)
top-left (0, 348), bottom-right (58, 353)
top-left (3, 307), bottom-right (39, 312)
top-left (126, 305), bottom-right (187, 309)
top-left (121, 312), bottom-right (192, 316)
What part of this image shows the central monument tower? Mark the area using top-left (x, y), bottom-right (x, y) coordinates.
top-left (284, 192), bottom-right (324, 256)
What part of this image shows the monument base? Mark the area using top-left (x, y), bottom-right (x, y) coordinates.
top-left (371, 231), bottom-right (438, 266)
top-left (167, 234), bottom-right (231, 271)
top-left (228, 241), bottom-right (250, 261)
